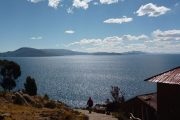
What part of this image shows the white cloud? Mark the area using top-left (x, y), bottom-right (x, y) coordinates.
top-left (73, 0), bottom-right (92, 10)
top-left (66, 29), bottom-right (180, 53)
top-left (28, 0), bottom-right (61, 9)
top-left (152, 29), bottom-right (180, 40)
top-left (65, 30), bottom-right (75, 34)
top-left (122, 34), bottom-right (149, 41)
top-left (69, 39), bottom-right (102, 46)
top-left (125, 43), bottom-right (147, 51)
top-left (68, 34), bottom-right (148, 48)
top-left (27, 0), bottom-right (44, 3)
top-left (30, 36), bottom-right (43, 40)
top-left (48, 0), bottom-right (61, 9)
top-left (93, 2), bottom-right (99, 5)
top-left (27, 0), bottom-right (120, 11)
top-left (100, 0), bottom-right (118, 4)
top-left (136, 3), bottom-right (170, 17)
top-left (67, 7), bottom-right (74, 14)
top-left (104, 16), bottom-right (133, 24)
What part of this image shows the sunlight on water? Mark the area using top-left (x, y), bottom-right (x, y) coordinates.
top-left (1, 54), bottom-right (180, 107)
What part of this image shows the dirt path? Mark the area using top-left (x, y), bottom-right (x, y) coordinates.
top-left (76, 109), bottom-right (118, 120)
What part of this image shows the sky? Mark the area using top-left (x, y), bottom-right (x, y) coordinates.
top-left (0, 0), bottom-right (180, 53)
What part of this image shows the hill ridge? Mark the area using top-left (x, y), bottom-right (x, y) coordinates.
top-left (0, 47), bottom-right (146, 57)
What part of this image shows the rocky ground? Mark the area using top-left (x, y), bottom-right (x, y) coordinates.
top-left (0, 92), bottom-right (88, 120)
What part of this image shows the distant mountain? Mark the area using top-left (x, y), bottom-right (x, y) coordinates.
top-left (0, 47), bottom-right (48, 57)
top-left (0, 47), bottom-right (146, 57)
top-left (41, 49), bottom-right (87, 56)
top-left (122, 51), bottom-right (147, 55)
top-left (92, 52), bottom-right (122, 55)
top-left (0, 47), bottom-right (87, 57)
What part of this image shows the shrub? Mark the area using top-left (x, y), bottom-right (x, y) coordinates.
top-left (24, 76), bottom-right (37, 96)
top-left (0, 60), bottom-right (21, 91)
top-left (111, 86), bottom-right (125, 103)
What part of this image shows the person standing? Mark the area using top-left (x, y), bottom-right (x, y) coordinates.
top-left (87, 97), bottom-right (93, 113)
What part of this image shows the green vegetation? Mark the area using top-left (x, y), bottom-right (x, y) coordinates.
top-left (110, 87), bottom-right (129, 120)
top-left (111, 86), bottom-right (125, 103)
top-left (0, 60), bottom-right (21, 91)
top-left (24, 76), bottom-right (37, 96)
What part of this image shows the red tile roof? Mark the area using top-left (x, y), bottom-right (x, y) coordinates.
top-left (145, 66), bottom-right (180, 85)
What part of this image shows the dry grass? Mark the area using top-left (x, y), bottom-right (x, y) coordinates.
top-left (0, 92), bottom-right (88, 120)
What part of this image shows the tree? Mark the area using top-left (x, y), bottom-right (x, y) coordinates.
top-left (0, 60), bottom-right (21, 91)
top-left (111, 86), bottom-right (125, 103)
top-left (24, 76), bottom-right (37, 96)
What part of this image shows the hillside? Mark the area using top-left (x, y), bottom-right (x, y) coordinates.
top-left (0, 92), bottom-right (87, 120)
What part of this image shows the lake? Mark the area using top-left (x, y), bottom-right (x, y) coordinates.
top-left (0, 54), bottom-right (180, 107)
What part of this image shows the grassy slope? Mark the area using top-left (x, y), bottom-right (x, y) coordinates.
top-left (0, 92), bottom-right (88, 120)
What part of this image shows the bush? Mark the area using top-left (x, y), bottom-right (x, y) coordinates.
top-left (0, 60), bottom-right (21, 91)
top-left (24, 76), bottom-right (37, 96)
top-left (111, 86), bottom-right (125, 103)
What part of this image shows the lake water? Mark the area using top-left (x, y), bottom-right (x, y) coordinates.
top-left (0, 54), bottom-right (180, 107)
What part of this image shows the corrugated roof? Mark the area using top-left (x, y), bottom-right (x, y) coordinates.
top-left (145, 66), bottom-right (180, 85)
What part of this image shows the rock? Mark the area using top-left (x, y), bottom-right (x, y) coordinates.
top-left (1, 113), bottom-right (11, 117)
top-left (23, 94), bottom-right (35, 105)
top-left (94, 105), bottom-right (106, 114)
top-left (13, 92), bottom-right (29, 105)
top-left (44, 101), bottom-right (56, 109)
top-left (0, 112), bottom-right (11, 120)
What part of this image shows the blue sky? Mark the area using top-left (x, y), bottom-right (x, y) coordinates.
top-left (0, 0), bottom-right (180, 53)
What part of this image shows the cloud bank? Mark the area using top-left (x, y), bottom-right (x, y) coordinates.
top-left (27, 0), bottom-right (121, 10)
top-left (66, 29), bottom-right (180, 53)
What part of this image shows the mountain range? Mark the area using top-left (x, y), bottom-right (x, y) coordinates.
top-left (0, 47), bottom-right (146, 57)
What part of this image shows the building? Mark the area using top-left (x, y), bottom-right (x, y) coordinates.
top-left (123, 93), bottom-right (157, 120)
top-left (145, 66), bottom-right (180, 120)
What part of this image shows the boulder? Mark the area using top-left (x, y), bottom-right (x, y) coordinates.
top-left (13, 92), bottom-right (29, 105)
top-left (23, 94), bottom-right (35, 105)
top-left (0, 112), bottom-right (11, 120)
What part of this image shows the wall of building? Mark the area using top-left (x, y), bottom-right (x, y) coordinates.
top-left (123, 98), bottom-right (157, 120)
top-left (157, 83), bottom-right (180, 120)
